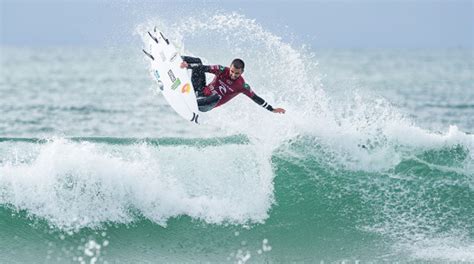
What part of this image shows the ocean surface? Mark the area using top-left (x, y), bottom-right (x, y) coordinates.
top-left (1, 13), bottom-right (473, 263)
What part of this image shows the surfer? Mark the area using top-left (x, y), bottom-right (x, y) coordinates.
top-left (180, 56), bottom-right (286, 113)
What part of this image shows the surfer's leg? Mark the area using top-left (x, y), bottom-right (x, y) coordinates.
top-left (182, 56), bottom-right (206, 94)
top-left (182, 56), bottom-right (202, 65)
top-left (197, 94), bottom-right (220, 112)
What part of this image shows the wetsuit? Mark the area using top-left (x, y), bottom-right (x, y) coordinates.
top-left (182, 56), bottom-right (275, 112)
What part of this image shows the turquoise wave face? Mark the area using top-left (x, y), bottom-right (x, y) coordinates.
top-left (0, 135), bottom-right (472, 262)
top-left (277, 136), bottom-right (473, 258)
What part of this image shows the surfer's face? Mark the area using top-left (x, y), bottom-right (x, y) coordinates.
top-left (229, 65), bottom-right (243, 80)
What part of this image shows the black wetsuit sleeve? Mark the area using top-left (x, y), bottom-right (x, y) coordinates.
top-left (251, 94), bottom-right (274, 112)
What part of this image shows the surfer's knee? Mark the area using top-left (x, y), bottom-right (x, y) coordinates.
top-left (197, 95), bottom-right (219, 112)
top-left (198, 105), bottom-right (213, 112)
top-left (182, 56), bottom-right (202, 65)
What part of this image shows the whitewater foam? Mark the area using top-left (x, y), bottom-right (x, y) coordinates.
top-left (0, 138), bottom-right (274, 230)
top-left (142, 13), bottom-right (474, 174)
top-left (137, 17), bottom-right (474, 262)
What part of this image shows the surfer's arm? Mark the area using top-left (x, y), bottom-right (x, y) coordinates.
top-left (250, 94), bottom-right (275, 112)
top-left (242, 83), bottom-right (286, 114)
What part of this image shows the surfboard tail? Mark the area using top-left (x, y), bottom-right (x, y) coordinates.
top-left (144, 27), bottom-right (200, 124)
top-left (191, 113), bottom-right (199, 124)
top-left (159, 32), bottom-right (170, 45)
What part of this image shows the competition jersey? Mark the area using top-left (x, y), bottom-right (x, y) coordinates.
top-left (203, 65), bottom-right (255, 108)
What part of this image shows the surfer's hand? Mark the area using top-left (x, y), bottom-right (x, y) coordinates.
top-left (180, 61), bottom-right (188, 68)
top-left (273, 108), bottom-right (286, 114)
top-left (203, 87), bottom-right (212, 96)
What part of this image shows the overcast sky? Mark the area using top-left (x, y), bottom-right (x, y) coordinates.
top-left (0, 0), bottom-right (472, 48)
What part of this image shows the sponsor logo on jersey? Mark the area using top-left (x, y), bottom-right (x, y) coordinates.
top-left (217, 80), bottom-right (234, 95)
top-left (181, 83), bottom-right (191, 94)
top-left (218, 85), bottom-right (227, 94)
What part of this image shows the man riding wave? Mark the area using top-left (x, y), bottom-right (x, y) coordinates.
top-left (181, 56), bottom-right (286, 114)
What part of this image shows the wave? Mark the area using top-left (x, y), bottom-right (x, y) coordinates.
top-left (0, 133), bottom-right (472, 261)
top-left (0, 135), bottom-right (249, 146)
top-left (1, 134), bottom-right (471, 224)
top-left (0, 10), bottom-right (472, 262)
top-left (139, 12), bottom-right (474, 261)
top-left (0, 137), bottom-right (274, 231)
top-left (284, 138), bottom-right (473, 261)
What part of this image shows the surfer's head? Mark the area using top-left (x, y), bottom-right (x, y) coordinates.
top-left (229, 58), bottom-right (245, 80)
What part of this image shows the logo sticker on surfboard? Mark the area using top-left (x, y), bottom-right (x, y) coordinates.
top-left (171, 78), bottom-right (182, 90)
top-left (181, 83), bottom-right (191, 94)
top-left (159, 51), bottom-right (166, 62)
top-left (153, 70), bottom-right (160, 80)
top-left (168, 69), bottom-right (176, 82)
top-left (170, 52), bottom-right (178, 62)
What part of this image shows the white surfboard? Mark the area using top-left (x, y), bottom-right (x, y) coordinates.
top-left (143, 28), bottom-right (200, 124)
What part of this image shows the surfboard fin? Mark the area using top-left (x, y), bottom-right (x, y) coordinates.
top-left (142, 49), bottom-right (154, 60)
top-left (160, 32), bottom-right (170, 45)
top-left (147, 31), bottom-right (159, 44)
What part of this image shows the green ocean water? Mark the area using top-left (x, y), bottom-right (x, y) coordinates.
top-left (1, 13), bottom-right (473, 263)
top-left (0, 137), bottom-right (472, 263)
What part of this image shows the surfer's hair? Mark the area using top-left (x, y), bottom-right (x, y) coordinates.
top-left (231, 58), bottom-right (245, 70)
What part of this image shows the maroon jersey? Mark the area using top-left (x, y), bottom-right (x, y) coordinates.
top-left (203, 65), bottom-right (255, 108)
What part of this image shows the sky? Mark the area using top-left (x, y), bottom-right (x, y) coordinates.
top-left (0, 0), bottom-right (473, 49)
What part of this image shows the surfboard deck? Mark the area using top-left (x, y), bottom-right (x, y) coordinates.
top-left (143, 28), bottom-right (200, 124)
